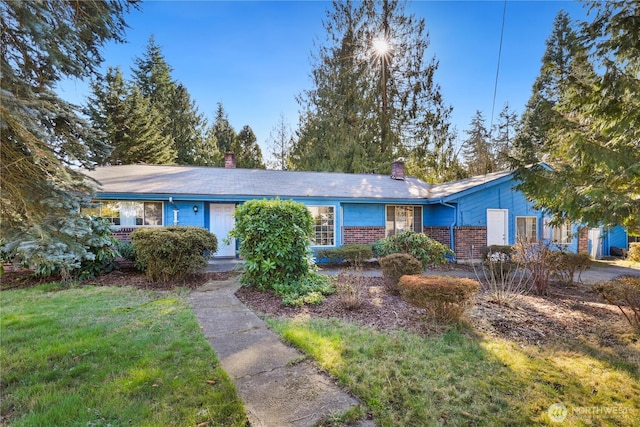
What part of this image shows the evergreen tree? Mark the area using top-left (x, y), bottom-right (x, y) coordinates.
top-left (491, 103), bottom-right (518, 170)
top-left (462, 111), bottom-right (495, 176)
top-left (210, 103), bottom-right (237, 155)
top-left (266, 114), bottom-right (295, 170)
top-left (171, 83), bottom-right (208, 165)
top-left (234, 126), bottom-right (265, 169)
top-left (87, 67), bottom-right (176, 165)
top-left (516, 2), bottom-right (640, 232)
top-left (1, 0), bottom-right (134, 269)
top-left (512, 11), bottom-right (579, 165)
top-left (86, 66), bottom-right (130, 165)
top-left (292, 0), bottom-right (452, 174)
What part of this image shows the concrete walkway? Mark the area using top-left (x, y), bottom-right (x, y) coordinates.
top-left (187, 276), bottom-right (366, 427)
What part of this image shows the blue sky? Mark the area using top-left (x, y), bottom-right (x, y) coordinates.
top-left (58, 0), bottom-right (587, 159)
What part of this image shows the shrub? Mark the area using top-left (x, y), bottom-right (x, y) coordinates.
top-left (372, 231), bottom-right (453, 268)
top-left (332, 269), bottom-right (368, 310)
top-left (316, 244), bottom-right (373, 267)
top-left (629, 243), bottom-right (640, 262)
top-left (228, 198), bottom-right (314, 291)
top-left (379, 253), bottom-right (423, 294)
top-left (549, 251), bottom-right (591, 285)
top-left (273, 273), bottom-right (335, 307)
top-left (130, 226), bottom-right (217, 282)
top-left (3, 216), bottom-right (119, 280)
top-left (116, 240), bottom-right (137, 263)
top-left (479, 245), bottom-right (514, 262)
top-left (593, 277), bottom-right (640, 333)
top-left (398, 275), bottom-right (480, 322)
top-left (513, 239), bottom-right (554, 295)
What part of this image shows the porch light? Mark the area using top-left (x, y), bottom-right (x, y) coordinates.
top-left (193, 205), bottom-right (199, 214)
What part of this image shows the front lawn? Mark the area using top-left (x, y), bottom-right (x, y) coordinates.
top-left (0, 284), bottom-right (248, 426)
top-left (268, 317), bottom-right (640, 426)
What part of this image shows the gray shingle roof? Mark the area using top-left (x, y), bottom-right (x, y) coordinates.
top-left (83, 165), bottom-right (514, 201)
top-left (83, 165), bottom-right (432, 200)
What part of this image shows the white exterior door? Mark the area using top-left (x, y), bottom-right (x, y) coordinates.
top-left (487, 209), bottom-right (508, 245)
top-left (588, 227), bottom-right (603, 259)
top-left (210, 204), bottom-right (235, 257)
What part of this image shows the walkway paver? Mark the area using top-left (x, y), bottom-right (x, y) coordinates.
top-left (188, 277), bottom-right (364, 427)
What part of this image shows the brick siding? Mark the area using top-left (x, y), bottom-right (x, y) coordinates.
top-left (454, 226), bottom-right (487, 260)
top-left (577, 227), bottom-right (588, 253)
top-left (112, 227), bottom-right (136, 242)
top-left (423, 226), bottom-right (451, 248)
top-left (343, 226), bottom-right (386, 245)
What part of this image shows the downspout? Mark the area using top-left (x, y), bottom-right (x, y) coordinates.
top-left (438, 199), bottom-right (457, 255)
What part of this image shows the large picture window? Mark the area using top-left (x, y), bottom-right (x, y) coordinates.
top-left (386, 205), bottom-right (422, 237)
top-left (309, 206), bottom-right (335, 246)
top-left (516, 216), bottom-right (538, 242)
top-left (83, 201), bottom-right (163, 227)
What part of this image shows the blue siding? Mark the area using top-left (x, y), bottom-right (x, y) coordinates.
top-left (453, 180), bottom-right (543, 245)
top-left (343, 204), bottom-right (384, 227)
top-left (424, 204), bottom-right (455, 226)
top-left (604, 225), bottom-right (628, 255)
top-left (165, 201), bottom-right (205, 227)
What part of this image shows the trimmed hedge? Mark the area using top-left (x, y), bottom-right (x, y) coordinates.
top-left (379, 253), bottom-right (422, 294)
top-left (629, 243), bottom-right (640, 262)
top-left (316, 244), bottom-right (373, 266)
top-left (130, 226), bottom-right (217, 282)
top-left (372, 231), bottom-right (453, 268)
top-left (398, 275), bottom-right (480, 322)
top-left (593, 277), bottom-right (640, 333)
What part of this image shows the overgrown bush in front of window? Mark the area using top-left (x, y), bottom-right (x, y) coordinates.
top-left (398, 275), bottom-right (480, 322)
top-left (229, 199), bottom-right (332, 305)
top-left (130, 226), bottom-right (217, 282)
top-left (372, 230), bottom-right (453, 268)
top-left (548, 251), bottom-right (591, 285)
top-left (316, 244), bottom-right (373, 267)
top-left (379, 253), bottom-right (423, 294)
top-left (593, 277), bottom-right (640, 334)
top-left (629, 243), bottom-right (640, 262)
top-left (2, 215), bottom-right (119, 280)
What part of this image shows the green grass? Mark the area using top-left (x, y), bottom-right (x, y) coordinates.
top-left (1, 284), bottom-right (248, 426)
top-left (267, 317), bottom-right (640, 426)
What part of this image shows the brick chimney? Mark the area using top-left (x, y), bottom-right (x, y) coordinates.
top-left (391, 159), bottom-right (405, 180)
top-left (224, 153), bottom-right (236, 169)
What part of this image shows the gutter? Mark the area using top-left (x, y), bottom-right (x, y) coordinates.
top-left (438, 199), bottom-right (457, 254)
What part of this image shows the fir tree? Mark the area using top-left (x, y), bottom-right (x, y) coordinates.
top-left (171, 83), bottom-right (208, 165)
top-left (462, 111), bottom-right (495, 176)
top-left (491, 103), bottom-right (518, 170)
top-left (210, 103), bottom-right (237, 155)
top-left (516, 2), bottom-right (640, 232)
top-left (234, 126), bottom-right (265, 169)
top-left (1, 0), bottom-right (134, 271)
top-left (292, 0), bottom-right (452, 175)
top-left (266, 114), bottom-right (295, 170)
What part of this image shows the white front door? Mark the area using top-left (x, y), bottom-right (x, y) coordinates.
top-left (588, 228), bottom-right (603, 259)
top-left (487, 209), bottom-right (508, 245)
top-left (210, 204), bottom-right (235, 257)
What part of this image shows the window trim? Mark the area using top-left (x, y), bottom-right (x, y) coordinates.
top-left (551, 221), bottom-right (572, 246)
top-left (85, 200), bottom-right (164, 228)
top-left (516, 216), bottom-right (538, 242)
top-left (308, 205), bottom-right (336, 247)
top-left (385, 205), bottom-right (423, 237)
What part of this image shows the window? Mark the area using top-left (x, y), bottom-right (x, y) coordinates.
top-left (309, 206), bottom-right (335, 246)
top-left (551, 221), bottom-right (572, 245)
top-left (516, 216), bottom-right (538, 242)
top-left (386, 205), bottom-right (422, 237)
top-left (83, 201), bottom-right (163, 227)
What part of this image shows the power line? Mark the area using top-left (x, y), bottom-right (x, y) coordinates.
top-left (490, 0), bottom-right (507, 132)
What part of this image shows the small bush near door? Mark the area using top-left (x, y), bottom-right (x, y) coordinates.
top-left (130, 227), bottom-right (217, 282)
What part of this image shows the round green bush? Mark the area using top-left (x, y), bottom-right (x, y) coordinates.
top-left (130, 226), bottom-right (217, 282)
top-left (372, 231), bottom-right (453, 268)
